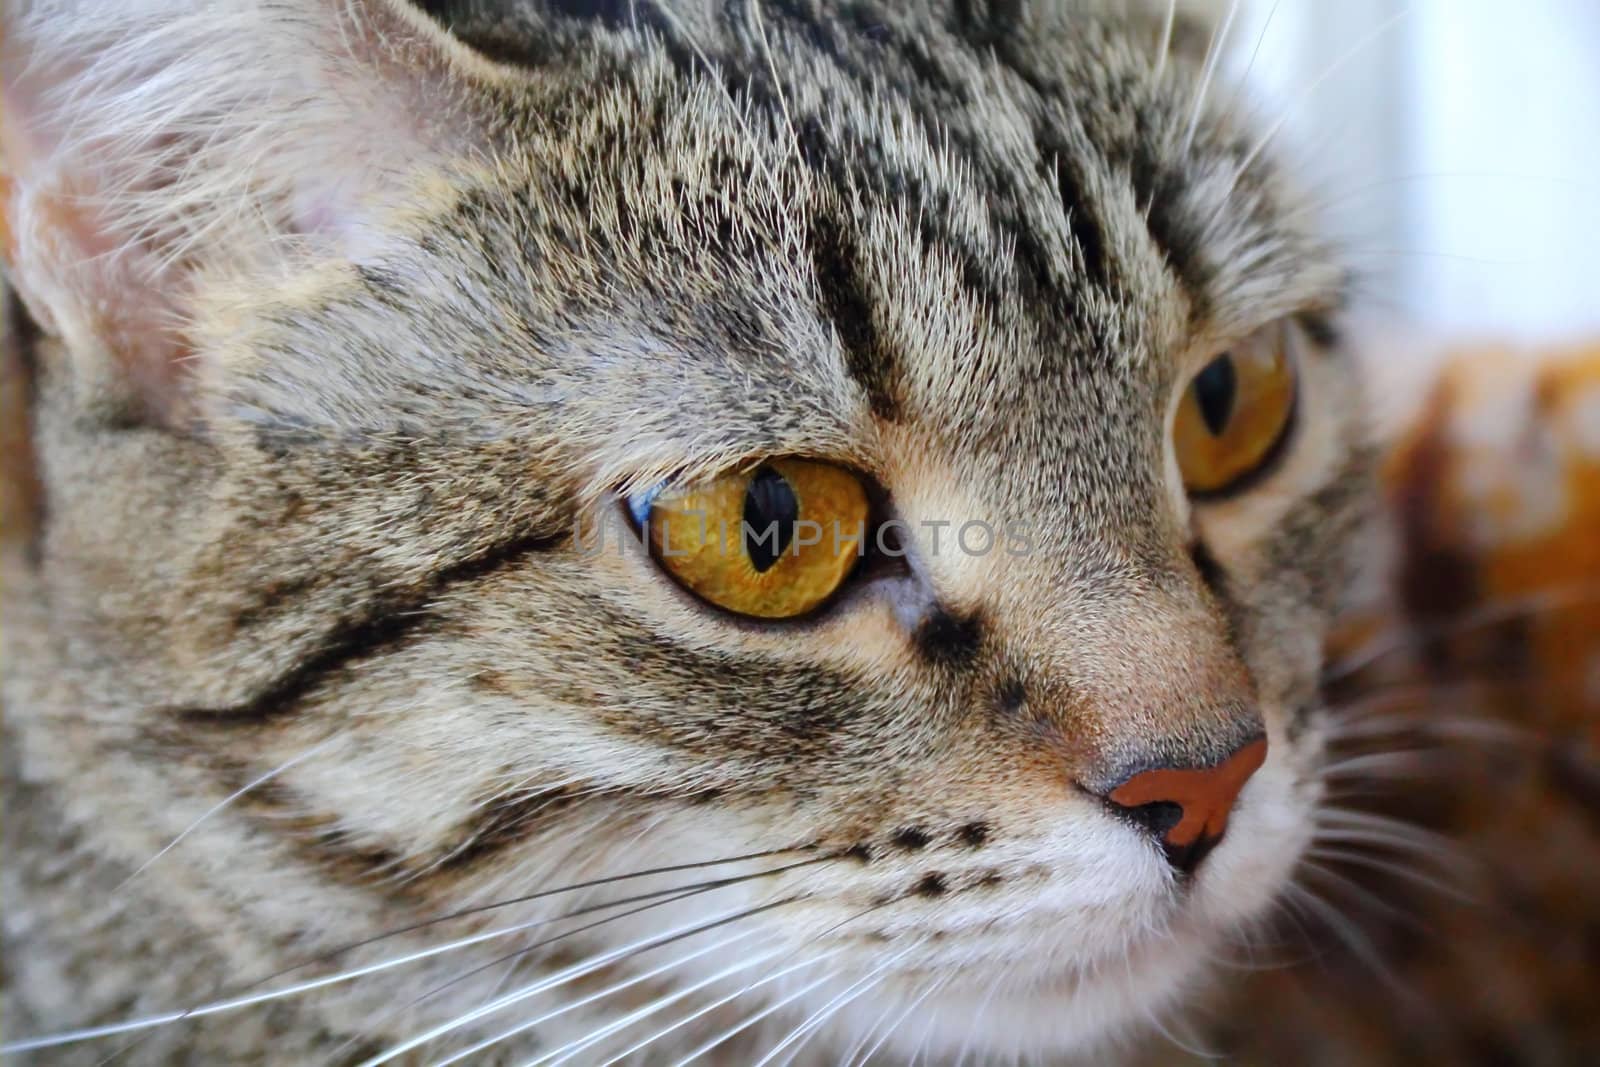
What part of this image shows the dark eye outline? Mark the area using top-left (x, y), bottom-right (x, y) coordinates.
top-left (1180, 330), bottom-right (1303, 503)
top-left (621, 461), bottom-right (907, 626)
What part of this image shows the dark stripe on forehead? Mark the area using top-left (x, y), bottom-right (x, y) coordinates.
top-left (1044, 143), bottom-right (1112, 287)
top-left (795, 116), bottom-right (1013, 312)
top-left (1127, 129), bottom-right (1213, 314)
top-left (806, 211), bottom-right (902, 421)
top-left (757, 5), bottom-right (1095, 334)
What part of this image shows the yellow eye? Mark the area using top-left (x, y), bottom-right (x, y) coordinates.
top-left (1174, 326), bottom-right (1298, 496)
top-left (636, 458), bottom-right (870, 619)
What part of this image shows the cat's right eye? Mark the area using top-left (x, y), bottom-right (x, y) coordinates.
top-left (629, 459), bottom-right (871, 619)
top-left (1173, 324), bottom-right (1298, 497)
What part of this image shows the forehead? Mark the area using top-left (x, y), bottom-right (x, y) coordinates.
top-left (281, 3), bottom-right (1343, 518)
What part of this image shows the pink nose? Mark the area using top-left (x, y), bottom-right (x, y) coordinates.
top-left (1102, 736), bottom-right (1268, 874)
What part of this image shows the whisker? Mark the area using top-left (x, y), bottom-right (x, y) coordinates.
top-left (1270, 881), bottom-right (1337, 965)
top-left (1232, 6), bottom-right (1412, 179)
top-left (1300, 169), bottom-right (1592, 218)
top-left (643, 0), bottom-right (801, 250)
top-left (749, 944), bottom-right (917, 1067)
top-left (589, 902), bottom-right (889, 1066)
top-left (1323, 584), bottom-right (1600, 685)
top-left (1278, 880), bottom-right (1410, 998)
top-left (1325, 680), bottom-right (1489, 717)
top-left (245, 845), bottom-right (820, 992)
top-left (542, 946), bottom-right (842, 1066)
top-left (432, 927), bottom-right (784, 1066)
top-left (1311, 826), bottom-right (1469, 879)
top-left (662, 964), bottom-right (843, 1067)
top-left (580, 952), bottom-right (834, 1067)
top-left (3, 853), bottom-right (826, 1056)
top-left (1322, 711), bottom-right (1527, 747)
top-left (1151, 0), bottom-right (1177, 80)
top-left (112, 737), bottom-right (340, 895)
top-left (1318, 750), bottom-right (1454, 780)
top-left (338, 853), bottom-right (833, 1052)
top-left (946, 972), bottom-right (996, 1067)
top-left (1224, 0), bottom-right (1281, 119)
top-left (1126, 943), bottom-right (1220, 1061)
top-left (1145, 999), bottom-right (1220, 1062)
top-left (747, 0), bottom-right (800, 177)
top-left (0, 908), bottom-right (603, 1055)
top-left (360, 897), bottom-right (802, 1066)
top-left (1316, 806), bottom-right (1457, 846)
top-left (1181, 0), bottom-right (1241, 154)
top-left (867, 973), bottom-right (950, 1067)
top-left (327, 884), bottom-right (749, 1065)
top-left (1305, 846), bottom-right (1474, 903)
top-left (1296, 858), bottom-right (1416, 928)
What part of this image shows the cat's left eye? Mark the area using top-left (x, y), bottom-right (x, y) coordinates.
top-left (630, 458), bottom-right (871, 619)
top-left (1173, 324), bottom-right (1298, 496)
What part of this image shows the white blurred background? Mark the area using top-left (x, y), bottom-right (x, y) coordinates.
top-left (1233, 0), bottom-right (1600, 344)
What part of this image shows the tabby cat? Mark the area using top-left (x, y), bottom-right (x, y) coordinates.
top-left (3, 0), bottom-right (1544, 1063)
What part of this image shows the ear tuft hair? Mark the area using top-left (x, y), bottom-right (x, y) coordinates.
top-left (0, 0), bottom-right (512, 423)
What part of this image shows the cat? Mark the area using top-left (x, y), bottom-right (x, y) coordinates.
top-left (2, 0), bottom-right (1374, 1062)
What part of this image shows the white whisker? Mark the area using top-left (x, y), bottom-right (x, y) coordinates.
top-left (113, 736), bottom-right (339, 895)
top-left (1312, 826), bottom-right (1468, 874)
top-left (582, 950), bottom-right (837, 1067)
top-left (1233, 7), bottom-right (1412, 180)
top-left (360, 898), bottom-right (796, 1066)
top-left (1318, 750), bottom-right (1446, 779)
top-left (876, 974), bottom-right (951, 1067)
top-left (1226, 0), bottom-right (1281, 117)
top-left (553, 947), bottom-right (845, 1066)
top-left (1182, 0), bottom-right (1241, 154)
top-left (1305, 846), bottom-right (1474, 903)
top-left (433, 925), bottom-right (776, 1066)
top-left (0, 897), bottom-right (650, 1055)
top-left (1322, 710), bottom-right (1524, 747)
top-left (749, 943), bottom-right (916, 1067)
top-left (948, 972), bottom-right (997, 1067)
top-left (666, 965), bottom-right (845, 1067)
top-left (1280, 880), bottom-right (1406, 995)
top-left (1297, 858), bottom-right (1413, 926)
top-left (1325, 584), bottom-right (1600, 685)
top-left (1152, 0), bottom-right (1178, 80)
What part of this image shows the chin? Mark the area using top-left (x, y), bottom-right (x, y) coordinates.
top-left (871, 947), bottom-right (1213, 1062)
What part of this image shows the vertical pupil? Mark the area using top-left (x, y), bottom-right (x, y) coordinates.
top-left (1193, 355), bottom-right (1237, 436)
top-left (743, 467), bottom-right (799, 573)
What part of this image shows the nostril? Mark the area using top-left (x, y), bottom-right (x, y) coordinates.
top-left (1120, 800), bottom-right (1184, 841)
top-left (1099, 736), bottom-right (1268, 875)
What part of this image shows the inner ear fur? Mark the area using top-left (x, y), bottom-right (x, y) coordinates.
top-left (0, 0), bottom-right (517, 426)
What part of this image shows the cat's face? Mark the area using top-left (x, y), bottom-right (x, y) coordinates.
top-left (3, 0), bottom-right (1370, 1060)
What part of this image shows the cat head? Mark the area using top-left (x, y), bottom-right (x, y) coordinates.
top-left (3, 0), bottom-right (1371, 1058)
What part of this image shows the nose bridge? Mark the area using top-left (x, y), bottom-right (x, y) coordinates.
top-left (1007, 572), bottom-right (1269, 875)
top-left (1035, 582), bottom-right (1263, 796)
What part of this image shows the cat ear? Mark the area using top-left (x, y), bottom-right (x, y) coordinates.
top-left (0, 0), bottom-right (512, 423)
